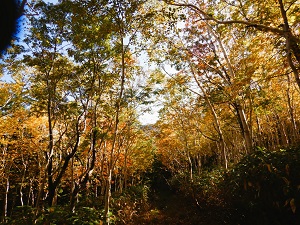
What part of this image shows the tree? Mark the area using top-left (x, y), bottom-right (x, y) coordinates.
top-left (0, 108), bottom-right (47, 221)
top-left (165, 0), bottom-right (300, 89)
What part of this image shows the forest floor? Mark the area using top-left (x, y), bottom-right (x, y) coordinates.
top-left (130, 188), bottom-right (230, 225)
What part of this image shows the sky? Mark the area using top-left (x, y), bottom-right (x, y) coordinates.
top-left (139, 110), bottom-right (160, 125)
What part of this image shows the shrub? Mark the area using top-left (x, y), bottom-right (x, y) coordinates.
top-left (2, 205), bottom-right (102, 225)
top-left (34, 205), bottom-right (102, 225)
top-left (223, 147), bottom-right (300, 225)
top-left (113, 184), bottom-right (150, 224)
top-left (3, 205), bottom-right (36, 225)
top-left (168, 168), bottom-right (226, 207)
top-left (68, 207), bottom-right (102, 225)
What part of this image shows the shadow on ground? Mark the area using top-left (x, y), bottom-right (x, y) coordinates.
top-left (130, 187), bottom-right (229, 225)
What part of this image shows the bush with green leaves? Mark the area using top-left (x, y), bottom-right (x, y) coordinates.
top-left (3, 205), bottom-right (103, 225)
top-left (1, 206), bottom-right (36, 225)
top-left (113, 184), bottom-right (150, 224)
top-left (167, 168), bottom-right (227, 209)
top-left (223, 147), bottom-right (300, 225)
top-left (192, 169), bottom-right (226, 206)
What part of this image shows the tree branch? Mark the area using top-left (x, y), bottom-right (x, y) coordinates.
top-left (166, 1), bottom-right (285, 35)
top-left (18, 0), bottom-right (27, 17)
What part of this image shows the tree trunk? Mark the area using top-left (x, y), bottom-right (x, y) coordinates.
top-left (274, 113), bottom-right (289, 146)
top-left (46, 81), bottom-right (55, 206)
top-left (191, 69), bottom-right (228, 169)
top-left (104, 34), bottom-right (126, 224)
top-left (256, 117), bottom-right (262, 146)
top-left (278, 0), bottom-right (300, 90)
top-left (233, 102), bottom-right (253, 153)
top-left (104, 169), bottom-right (112, 224)
top-left (35, 167), bottom-right (46, 221)
top-left (286, 76), bottom-right (298, 143)
top-left (70, 126), bottom-right (97, 212)
top-left (3, 178), bottom-right (9, 222)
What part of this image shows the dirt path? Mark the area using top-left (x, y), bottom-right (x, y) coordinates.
top-left (131, 189), bottom-right (228, 225)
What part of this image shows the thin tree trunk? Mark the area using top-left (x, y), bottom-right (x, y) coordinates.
top-left (187, 153), bottom-right (193, 181)
top-left (70, 127), bottom-right (97, 212)
top-left (233, 103), bottom-right (253, 153)
top-left (3, 178), bottom-right (9, 222)
top-left (286, 75), bottom-right (298, 143)
top-left (20, 174), bottom-right (25, 207)
top-left (47, 119), bottom-right (82, 206)
top-left (208, 24), bottom-right (252, 155)
top-left (46, 80), bottom-right (55, 206)
top-left (123, 151), bottom-right (128, 191)
top-left (256, 117), bottom-right (262, 146)
top-left (191, 66), bottom-right (228, 168)
top-left (274, 113), bottom-right (289, 146)
top-left (70, 157), bottom-right (75, 210)
top-left (104, 169), bottom-right (113, 224)
top-left (104, 35), bottom-right (126, 224)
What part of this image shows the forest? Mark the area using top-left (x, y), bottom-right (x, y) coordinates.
top-left (0, 0), bottom-right (300, 224)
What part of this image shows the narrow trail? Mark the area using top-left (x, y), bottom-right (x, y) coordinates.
top-left (131, 188), bottom-right (228, 225)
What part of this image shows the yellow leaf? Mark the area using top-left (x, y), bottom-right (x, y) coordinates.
top-left (266, 164), bottom-right (272, 172)
top-left (285, 164), bottom-right (290, 175)
top-left (284, 200), bottom-right (289, 207)
top-left (290, 198), bottom-right (296, 214)
top-left (282, 177), bottom-right (290, 185)
top-left (290, 15), bottom-right (296, 24)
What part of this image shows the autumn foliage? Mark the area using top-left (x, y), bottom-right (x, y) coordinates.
top-left (0, 0), bottom-right (300, 224)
